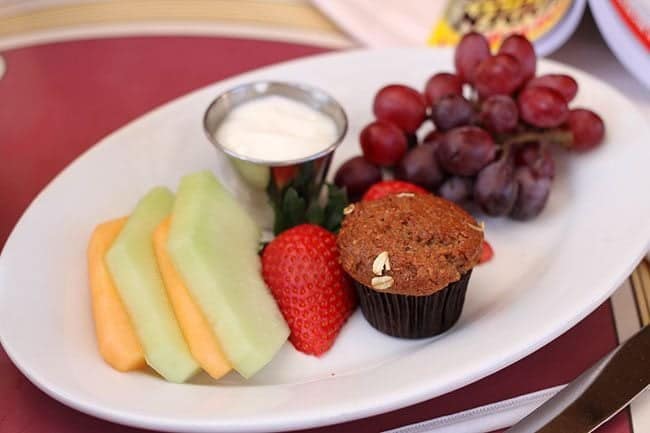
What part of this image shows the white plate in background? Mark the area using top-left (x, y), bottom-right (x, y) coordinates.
top-left (590, 0), bottom-right (650, 89)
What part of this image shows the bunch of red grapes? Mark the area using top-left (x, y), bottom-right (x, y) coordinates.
top-left (334, 32), bottom-right (605, 220)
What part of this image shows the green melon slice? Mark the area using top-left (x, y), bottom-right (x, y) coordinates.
top-left (167, 171), bottom-right (289, 378)
top-left (106, 187), bottom-right (199, 383)
top-left (229, 157), bottom-right (270, 190)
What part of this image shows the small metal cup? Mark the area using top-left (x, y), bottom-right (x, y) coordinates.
top-left (203, 81), bottom-right (348, 232)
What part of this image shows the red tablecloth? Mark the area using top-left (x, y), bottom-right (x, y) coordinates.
top-left (0, 36), bottom-right (632, 433)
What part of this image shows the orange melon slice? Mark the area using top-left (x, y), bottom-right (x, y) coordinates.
top-left (87, 217), bottom-right (145, 372)
top-left (153, 218), bottom-right (232, 380)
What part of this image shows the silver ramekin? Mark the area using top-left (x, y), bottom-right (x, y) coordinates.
top-left (203, 81), bottom-right (348, 231)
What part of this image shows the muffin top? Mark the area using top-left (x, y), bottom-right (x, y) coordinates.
top-left (337, 193), bottom-right (483, 296)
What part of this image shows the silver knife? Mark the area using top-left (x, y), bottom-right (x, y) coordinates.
top-left (506, 324), bottom-right (650, 432)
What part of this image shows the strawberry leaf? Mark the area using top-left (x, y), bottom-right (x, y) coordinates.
top-left (273, 187), bottom-right (306, 234)
top-left (306, 201), bottom-right (325, 226)
top-left (322, 183), bottom-right (347, 233)
top-left (269, 164), bottom-right (348, 235)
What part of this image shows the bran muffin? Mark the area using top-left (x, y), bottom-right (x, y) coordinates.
top-left (337, 193), bottom-right (483, 338)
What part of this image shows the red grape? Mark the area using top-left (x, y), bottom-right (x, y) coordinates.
top-left (515, 142), bottom-right (555, 178)
top-left (526, 74), bottom-right (578, 102)
top-left (564, 108), bottom-right (605, 152)
top-left (510, 166), bottom-right (552, 220)
top-left (474, 157), bottom-right (519, 216)
top-left (373, 84), bottom-right (427, 133)
top-left (436, 126), bottom-right (497, 176)
top-left (424, 72), bottom-right (463, 105)
top-left (395, 145), bottom-right (445, 191)
top-left (517, 86), bottom-right (569, 128)
top-left (431, 94), bottom-right (474, 131)
top-left (422, 130), bottom-right (445, 149)
top-left (438, 176), bottom-right (473, 204)
top-left (334, 156), bottom-right (382, 202)
top-left (455, 31), bottom-right (491, 84)
top-left (498, 34), bottom-right (536, 81)
top-left (479, 95), bottom-right (519, 133)
top-left (474, 54), bottom-right (525, 98)
top-left (360, 120), bottom-right (408, 167)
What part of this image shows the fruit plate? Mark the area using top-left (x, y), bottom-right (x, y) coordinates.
top-left (1, 48), bottom-right (650, 433)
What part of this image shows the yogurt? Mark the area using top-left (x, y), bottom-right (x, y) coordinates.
top-left (216, 95), bottom-right (338, 162)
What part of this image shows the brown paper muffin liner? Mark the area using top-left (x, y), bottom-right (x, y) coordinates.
top-left (354, 271), bottom-right (472, 339)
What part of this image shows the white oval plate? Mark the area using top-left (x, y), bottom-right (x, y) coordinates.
top-left (1, 48), bottom-right (650, 433)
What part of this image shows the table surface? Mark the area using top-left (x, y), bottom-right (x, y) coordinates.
top-left (0, 2), bottom-right (648, 433)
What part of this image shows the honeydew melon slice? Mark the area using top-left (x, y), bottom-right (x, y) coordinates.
top-left (106, 187), bottom-right (199, 383)
top-left (167, 171), bottom-right (289, 378)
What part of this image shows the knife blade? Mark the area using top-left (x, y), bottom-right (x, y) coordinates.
top-left (506, 324), bottom-right (650, 433)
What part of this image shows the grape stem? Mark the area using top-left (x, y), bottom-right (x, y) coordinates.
top-left (502, 129), bottom-right (572, 147)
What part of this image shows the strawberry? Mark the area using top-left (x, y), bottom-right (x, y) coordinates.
top-left (271, 165), bottom-right (298, 189)
top-left (479, 240), bottom-right (494, 264)
top-left (261, 224), bottom-right (357, 356)
top-left (362, 180), bottom-right (428, 201)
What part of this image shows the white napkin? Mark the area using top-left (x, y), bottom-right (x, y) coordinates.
top-left (310, 0), bottom-right (444, 47)
top-left (384, 381), bottom-right (650, 433)
top-left (382, 386), bottom-right (564, 433)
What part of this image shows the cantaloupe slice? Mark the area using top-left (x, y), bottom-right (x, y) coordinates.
top-left (153, 218), bottom-right (232, 380)
top-left (88, 217), bottom-right (145, 372)
top-left (106, 187), bottom-right (199, 383)
top-left (167, 171), bottom-right (289, 378)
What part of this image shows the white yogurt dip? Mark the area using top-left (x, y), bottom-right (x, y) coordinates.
top-left (215, 95), bottom-right (338, 162)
